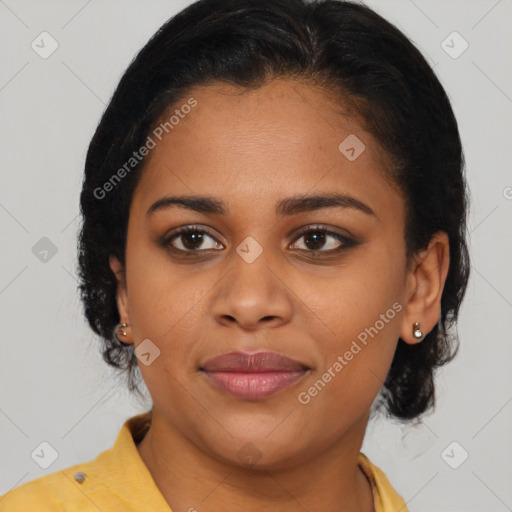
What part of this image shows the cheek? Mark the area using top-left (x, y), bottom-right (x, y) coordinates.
top-left (298, 247), bottom-right (405, 407)
top-left (125, 228), bottom-right (194, 333)
top-left (124, 259), bottom-right (209, 404)
top-left (124, 239), bottom-right (224, 376)
top-left (127, 268), bottom-right (208, 348)
top-left (296, 304), bottom-right (400, 442)
top-left (304, 242), bottom-right (405, 347)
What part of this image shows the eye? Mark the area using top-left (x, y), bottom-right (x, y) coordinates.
top-left (161, 224), bottom-right (355, 255)
top-left (289, 226), bottom-right (354, 253)
top-left (163, 225), bottom-right (224, 252)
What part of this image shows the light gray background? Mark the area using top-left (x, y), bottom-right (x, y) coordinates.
top-left (1, 0), bottom-right (511, 510)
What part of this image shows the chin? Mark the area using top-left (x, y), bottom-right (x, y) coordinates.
top-left (203, 432), bottom-right (312, 472)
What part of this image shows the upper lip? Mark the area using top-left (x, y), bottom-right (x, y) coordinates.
top-left (200, 351), bottom-right (310, 373)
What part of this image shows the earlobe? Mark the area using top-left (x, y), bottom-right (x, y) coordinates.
top-left (399, 231), bottom-right (450, 345)
top-left (109, 255), bottom-right (134, 345)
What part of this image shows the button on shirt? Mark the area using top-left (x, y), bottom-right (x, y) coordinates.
top-left (0, 412), bottom-right (408, 511)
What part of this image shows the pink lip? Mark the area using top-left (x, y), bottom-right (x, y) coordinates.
top-left (200, 351), bottom-right (310, 400)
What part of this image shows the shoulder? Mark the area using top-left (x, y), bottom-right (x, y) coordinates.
top-left (0, 412), bottom-right (156, 512)
top-left (0, 462), bottom-right (94, 511)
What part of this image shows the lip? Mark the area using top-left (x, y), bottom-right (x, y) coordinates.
top-left (200, 351), bottom-right (311, 400)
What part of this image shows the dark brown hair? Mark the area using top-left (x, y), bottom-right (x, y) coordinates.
top-left (78, 0), bottom-right (470, 421)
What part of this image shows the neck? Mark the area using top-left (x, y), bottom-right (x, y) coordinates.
top-left (136, 409), bottom-right (375, 512)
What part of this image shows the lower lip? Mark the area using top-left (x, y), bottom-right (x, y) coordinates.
top-left (202, 370), bottom-right (309, 400)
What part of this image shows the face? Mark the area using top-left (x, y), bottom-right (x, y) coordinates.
top-left (110, 78), bottom-right (440, 470)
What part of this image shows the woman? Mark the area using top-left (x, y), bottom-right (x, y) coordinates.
top-left (0, 0), bottom-right (470, 510)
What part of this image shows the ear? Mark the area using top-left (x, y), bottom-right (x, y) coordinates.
top-left (399, 231), bottom-right (450, 345)
top-left (109, 255), bottom-right (134, 345)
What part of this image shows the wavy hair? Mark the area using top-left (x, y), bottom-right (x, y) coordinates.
top-left (78, 0), bottom-right (470, 420)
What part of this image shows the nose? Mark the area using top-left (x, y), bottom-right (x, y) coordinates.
top-left (211, 248), bottom-right (294, 331)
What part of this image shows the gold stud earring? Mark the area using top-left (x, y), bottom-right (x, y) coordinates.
top-left (115, 322), bottom-right (128, 340)
top-left (412, 322), bottom-right (423, 340)
top-left (119, 323), bottom-right (128, 337)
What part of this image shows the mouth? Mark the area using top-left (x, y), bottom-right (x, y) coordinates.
top-left (199, 351), bottom-right (311, 400)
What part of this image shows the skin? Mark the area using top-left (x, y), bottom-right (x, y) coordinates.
top-left (109, 78), bottom-right (450, 512)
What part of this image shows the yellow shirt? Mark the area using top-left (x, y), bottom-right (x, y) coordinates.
top-left (0, 412), bottom-right (408, 511)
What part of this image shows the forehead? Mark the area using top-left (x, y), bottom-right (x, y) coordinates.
top-left (131, 79), bottom-right (403, 223)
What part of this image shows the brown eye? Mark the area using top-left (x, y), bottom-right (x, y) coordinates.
top-left (160, 224), bottom-right (355, 257)
top-left (164, 227), bottom-right (224, 252)
top-left (290, 227), bottom-right (355, 253)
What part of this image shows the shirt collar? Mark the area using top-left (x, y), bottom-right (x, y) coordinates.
top-left (66, 411), bottom-right (406, 511)
top-left (62, 411), bottom-right (171, 511)
top-left (358, 452), bottom-right (408, 511)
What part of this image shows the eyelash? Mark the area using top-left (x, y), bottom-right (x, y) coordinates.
top-left (160, 224), bottom-right (356, 256)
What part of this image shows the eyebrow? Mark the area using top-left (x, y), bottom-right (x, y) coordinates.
top-left (146, 192), bottom-right (376, 218)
